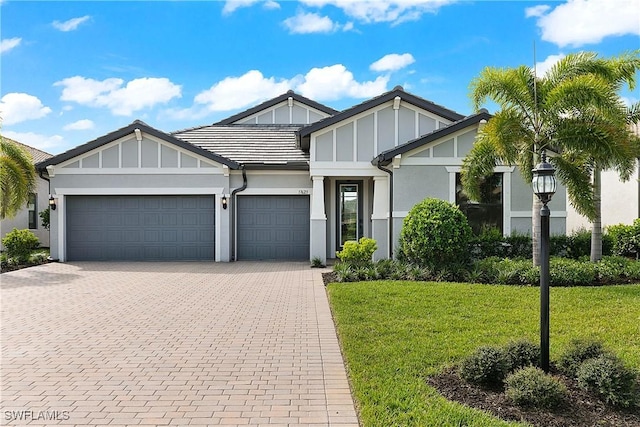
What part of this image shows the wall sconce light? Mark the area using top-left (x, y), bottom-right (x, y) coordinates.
top-left (221, 195), bottom-right (228, 210)
top-left (49, 195), bottom-right (57, 210)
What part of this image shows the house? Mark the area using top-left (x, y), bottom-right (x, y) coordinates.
top-left (566, 123), bottom-right (640, 232)
top-left (36, 87), bottom-right (567, 263)
top-left (0, 138), bottom-right (53, 250)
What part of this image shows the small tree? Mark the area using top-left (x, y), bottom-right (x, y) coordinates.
top-left (398, 198), bottom-right (472, 271)
top-left (39, 207), bottom-right (50, 230)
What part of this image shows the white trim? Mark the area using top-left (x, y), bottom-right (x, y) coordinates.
top-left (236, 188), bottom-right (312, 196)
top-left (444, 165), bottom-right (516, 173)
top-left (244, 169), bottom-right (310, 176)
top-left (55, 187), bottom-right (223, 195)
top-left (503, 172), bottom-right (512, 235)
top-left (52, 168), bottom-right (225, 175)
top-left (215, 194), bottom-right (222, 262)
top-left (511, 210), bottom-right (567, 218)
top-left (57, 195), bottom-right (65, 262)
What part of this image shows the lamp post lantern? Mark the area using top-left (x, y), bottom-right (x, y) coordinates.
top-left (532, 150), bottom-right (557, 372)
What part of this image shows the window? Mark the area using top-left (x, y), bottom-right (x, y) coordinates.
top-left (456, 173), bottom-right (503, 234)
top-left (28, 193), bottom-right (37, 229)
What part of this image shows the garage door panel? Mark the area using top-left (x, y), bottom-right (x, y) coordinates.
top-left (66, 195), bottom-right (215, 261)
top-left (237, 195), bottom-right (309, 260)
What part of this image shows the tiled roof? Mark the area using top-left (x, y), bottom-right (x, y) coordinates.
top-left (173, 125), bottom-right (309, 167)
top-left (2, 136), bottom-right (53, 164)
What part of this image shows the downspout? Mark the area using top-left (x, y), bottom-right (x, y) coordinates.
top-left (375, 162), bottom-right (394, 259)
top-left (230, 166), bottom-right (247, 261)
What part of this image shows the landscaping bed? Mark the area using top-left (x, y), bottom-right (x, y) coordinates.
top-left (429, 367), bottom-right (640, 427)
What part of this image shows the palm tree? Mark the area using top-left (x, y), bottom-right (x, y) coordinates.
top-left (0, 136), bottom-right (37, 219)
top-left (461, 51), bottom-right (640, 265)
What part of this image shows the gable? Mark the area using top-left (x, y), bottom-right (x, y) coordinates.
top-left (311, 97), bottom-right (454, 165)
top-left (216, 91), bottom-right (338, 125)
top-left (56, 132), bottom-right (225, 173)
top-left (36, 120), bottom-right (240, 174)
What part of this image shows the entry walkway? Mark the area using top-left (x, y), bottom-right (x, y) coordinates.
top-left (1, 262), bottom-right (358, 426)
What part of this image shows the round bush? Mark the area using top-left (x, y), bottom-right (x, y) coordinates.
top-left (505, 366), bottom-right (567, 408)
top-left (1, 228), bottom-right (39, 263)
top-left (557, 339), bottom-right (606, 377)
top-left (577, 355), bottom-right (638, 408)
top-left (459, 345), bottom-right (509, 387)
top-left (399, 198), bottom-right (472, 270)
top-left (504, 340), bottom-right (540, 372)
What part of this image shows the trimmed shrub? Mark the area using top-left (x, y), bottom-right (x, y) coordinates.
top-left (505, 366), bottom-right (567, 408)
top-left (2, 228), bottom-right (40, 263)
top-left (549, 257), bottom-right (596, 286)
top-left (504, 340), bottom-right (540, 372)
top-left (470, 227), bottom-right (506, 260)
top-left (557, 339), bottom-right (607, 377)
top-left (459, 345), bottom-right (509, 387)
top-left (504, 233), bottom-right (532, 259)
top-left (577, 354), bottom-right (638, 407)
top-left (398, 198), bottom-right (473, 271)
top-left (336, 237), bottom-right (377, 267)
top-left (608, 219), bottom-right (640, 259)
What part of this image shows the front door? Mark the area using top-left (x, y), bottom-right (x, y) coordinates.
top-left (337, 181), bottom-right (363, 250)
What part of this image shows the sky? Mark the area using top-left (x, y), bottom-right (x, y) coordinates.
top-left (1, 0), bottom-right (639, 155)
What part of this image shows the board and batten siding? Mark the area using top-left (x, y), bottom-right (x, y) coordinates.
top-left (236, 99), bottom-right (332, 125)
top-left (312, 101), bottom-right (451, 164)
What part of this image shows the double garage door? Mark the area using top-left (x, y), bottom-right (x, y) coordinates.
top-left (65, 195), bottom-right (310, 261)
top-left (66, 195), bottom-right (215, 261)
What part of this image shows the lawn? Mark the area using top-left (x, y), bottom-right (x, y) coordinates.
top-left (326, 281), bottom-right (640, 426)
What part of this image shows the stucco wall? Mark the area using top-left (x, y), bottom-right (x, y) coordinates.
top-left (0, 177), bottom-right (51, 249)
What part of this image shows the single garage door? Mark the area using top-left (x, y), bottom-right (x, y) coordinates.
top-left (66, 195), bottom-right (215, 261)
top-left (237, 195), bottom-right (309, 260)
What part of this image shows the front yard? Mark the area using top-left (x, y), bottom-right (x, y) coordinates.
top-left (327, 281), bottom-right (640, 426)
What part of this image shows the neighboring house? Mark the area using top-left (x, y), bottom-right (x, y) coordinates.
top-left (36, 87), bottom-right (567, 263)
top-left (0, 138), bottom-right (53, 249)
top-left (566, 123), bottom-right (640, 232)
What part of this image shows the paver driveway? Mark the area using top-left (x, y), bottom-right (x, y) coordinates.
top-left (0, 262), bottom-right (358, 426)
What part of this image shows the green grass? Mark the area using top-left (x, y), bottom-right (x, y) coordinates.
top-left (327, 281), bottom-right (640, 426)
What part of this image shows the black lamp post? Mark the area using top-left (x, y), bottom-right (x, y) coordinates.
top-left (532, 150), bottom-right (557, 372)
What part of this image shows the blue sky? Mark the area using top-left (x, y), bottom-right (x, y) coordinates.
top-left (1, 0), bottom-right (639, 155)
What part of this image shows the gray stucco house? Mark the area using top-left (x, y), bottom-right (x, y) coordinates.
top-left (36, 87), bottom-right (566, 263)
top-left (1, 139), bottom-right (52, 250)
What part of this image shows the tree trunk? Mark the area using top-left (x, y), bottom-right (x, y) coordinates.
top-left (590, 167), bottom-right (603, 262)
top-left (532, 194), bottom-right (542, 266)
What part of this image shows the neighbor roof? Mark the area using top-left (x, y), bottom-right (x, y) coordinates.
top-left (214, 90), bottom-right (340, 125)
top-left (173, 124), bottom-right (309, 169)
top-left (36, 120), bottom-right (240, 170)
top-left (373, 109), bottom-right (492, 166)
top-left (2, 136), bottom-right (53, 164)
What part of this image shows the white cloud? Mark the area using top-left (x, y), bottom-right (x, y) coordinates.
top-left (370, 53), bottom-right (415, 72)
top-left (524, 5), bottom-right (550, 18)
top-left (300, 0), bottom-right (456, 25)
top-left (63, 119), bottom-right (94, 131)
top-left (1, 37), bottom-right (22, 54)
top-left (52, 15), bottom-right (91, 32)
top-left (170, 64), bottom-right (389, 119)
top-left (2, 131), bottom-right (64, 153)
top-left (283, 12), bottom-right (340, 34)
top-left (534, 53), bottom-right (566, 76)
top-left (528, 0), bottom-right (640, 47)
top-left (223, 0), bottom-right (280, 15)
top-left (55, 76), bottom-right (182, 116)
top-left (0, 93), bottom-right (52, 125)
top-left (194, 70), bottom-right (292, 111)
top-left (296, 64), bottom-right (389, 101)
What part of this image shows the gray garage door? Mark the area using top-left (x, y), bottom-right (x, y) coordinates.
top-left (66, 195), bottom-right (215, 261)
top-left (237, 195), bottom-right (309, 260)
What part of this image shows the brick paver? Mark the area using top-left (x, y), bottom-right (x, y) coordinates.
top-left (0, 262), bottom-right (358, 426)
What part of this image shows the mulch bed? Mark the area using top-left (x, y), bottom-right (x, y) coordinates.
top-left (428, 367), bottom-right (640, 427)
